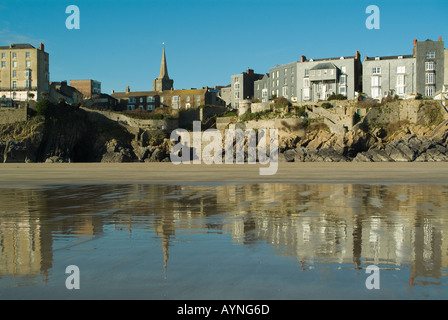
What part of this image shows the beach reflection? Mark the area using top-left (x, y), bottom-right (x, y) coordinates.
top-left (1, 183), bottom-right (447, 297)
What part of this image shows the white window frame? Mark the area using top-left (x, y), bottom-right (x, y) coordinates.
top-left (371, 76), bottom-right (381, 87)
top-left (425, 86), bottom-right (434, 96)
top-left (425, 73), bottom-right (435, 85)
top-left (397, 66), bottom-right (406, 73)
top-left (425, 62), bottom-right (434, 71)
top-left (426, 52), bottom-right (435, 59)
top-left (372, 67), bottom-right (381, 74)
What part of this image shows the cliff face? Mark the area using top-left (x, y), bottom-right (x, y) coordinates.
top-left (0, 104), bottom-right (137, 163)
top-left (278, 100), bottom-right (448, 162)
top-left (1, 100), bottom-right (447, 163)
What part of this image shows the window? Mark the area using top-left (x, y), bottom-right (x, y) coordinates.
top-left (339, 75), bottom-right (346, 85)
top-left (290, 87), bottom-right (294, 96)
top-left (139, 97), bottom-right (143, 103)
top-left (12, 81), bottom-right (17, 89)
top-left (12, 61), bottom-right (17, 68)
top-left (185, 103), bottom-right (191, 109)
top-left (291, 67), bottom-right (294, 74)
top-left (172, 96), bottom-right (179, 102)
top-left (372, 67), bottom-right (381, 74)
top-left (234, 82), bottom-right (240, 90)
top-left (396, 75), bottom-right (405, 95)
top-left (303, 78), bottom-right (310, 88)
top-left (426, 52), bottom-right (435, 59)
top-left (396, 75), bottom-right (405, 86)
top-left (425, 86), bottom-right (434, 96)
top-left (271, 72), bottom-right (275, 79)
top-left (139, 105), bottom-right (144, 110)
top-left (147, 96), bottom-right (154, 103)
top-left (172, 103), bottom-right (179, 109)
top-left (283, 78), bottom-right (287, 85)
top-left (339, 86), bottom-right (346, 95)
top-left (371, 87), bottom-right (381, 98)
top-left (1, 61), bottom-right (5, 68)
top-left (282, 86), bottom-right (288, 97)
top-left (186, 96), bottom-right (190, 102)
top-left (12, 70), bottom-right (17, 78)
top-left (25, 80), bottom-right (31, 88)
top-left (12, 52), bottom-right (16, 58)
top-left (196, 95), bottom-right (201, 101)
top-left (276, 79), bottom-right (279, 86)
top-left (303, 87), bottom-right (310, 100)
top-left (425, 73), bottom-right (435, 85)
top-left (304, 69), bottom-right (309, 76)
top-left (341, 66), bottom-right (346, 74)
top-left (291, 76), bottom-right (294, 83)
top-left (26, 52), bottom-right (30, 58)
top-left (397, 66), bottom-right (406, 73)
top-left (147, 105), bottom-right (155, 111)
top-left (276, 71), bottom-right (279, 78)
top-left (26, 61), bottom-right (31, 67)
top-left (262, 89), bottom-right (268, 98)
top-left (425, 62), bottom-right (434, 71)
top-left (1, 53), bottom-right (5, 59)
top-left (371, 76), bottom-right (381, 87)
top-left (284, 68), bottom-right (287, 75)
top-left (272, 80), bottom-right (275, 87)
top-left (25, 69), bottom-right (31, 77)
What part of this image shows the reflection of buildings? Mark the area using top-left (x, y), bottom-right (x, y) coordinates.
top-left (0, 187), bottom-right (105, 284)
top-left (1, 183), bottom-right (447, 288)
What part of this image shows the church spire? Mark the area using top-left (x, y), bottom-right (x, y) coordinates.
top-left (158, 44), bottom-right (169, 80)
top-left (153, 43), bottom-right (174, 91)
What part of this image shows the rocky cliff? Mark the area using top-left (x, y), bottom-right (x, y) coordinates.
top-left (1, 100), bottom-right (447, 163)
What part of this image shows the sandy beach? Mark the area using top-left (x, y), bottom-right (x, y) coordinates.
top-left (0, 162), bottom-right (447, 187)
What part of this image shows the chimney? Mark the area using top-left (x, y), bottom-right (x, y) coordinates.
top-left (39, 43), bottom-right (45, 52)
top-left (364, 56), bottom-right (368, 61)
top-left (413, 38), bottom-right (418, 46)
top-left (111, 90), bottom-right (115, 94)
top-left (247, 68), bottom-right (254, 75)
top-left (300, 55), bottom-right (306, 62)
top-left (355, 51), bottom-right (360, 60)
top-left (439, 36), bottom-right (443, 42)
top-left (9, 44), bottom-right (13, 49)
top-left (126, 86), bottom-right (130, 93)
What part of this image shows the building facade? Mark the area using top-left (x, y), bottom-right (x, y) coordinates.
top-left (112, 87), bottom-right (216, 111)
top-left (254, 73), bottom-right (270, 103)
top-left (413, 38), bottom-right (445, 98)
top-left (0, 43), bottom-right (49, 101)
top-left (363, 55), bottom-right (416, 99)
top-left (268, 62), bottom-right (298, 101)
top-left (230, 69), bottom-right (264, 109)
top-left (69, 79), bottom-right (101, 99)
top-left (296, 52), bottom-right (362, 102)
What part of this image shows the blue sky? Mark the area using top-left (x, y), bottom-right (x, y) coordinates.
top-left (1, 0), bottom-right (447, 94)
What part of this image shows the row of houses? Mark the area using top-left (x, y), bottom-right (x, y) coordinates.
top-left (223, 37), bottom-right (448, 109)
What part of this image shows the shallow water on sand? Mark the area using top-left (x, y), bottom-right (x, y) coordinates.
top-left (1, 183), bottom-right (447, 299)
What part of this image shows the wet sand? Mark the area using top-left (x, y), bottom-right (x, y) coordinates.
top-left (0, 162), bottom-right (447, 187)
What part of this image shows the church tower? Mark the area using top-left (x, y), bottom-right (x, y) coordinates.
top-left (153, 45), bottom-right (174, 92)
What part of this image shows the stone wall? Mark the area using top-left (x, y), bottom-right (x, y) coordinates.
top-left (81, 107), bottom-right (179, 132)
top-left (0, 107), bottom-right (28, 125)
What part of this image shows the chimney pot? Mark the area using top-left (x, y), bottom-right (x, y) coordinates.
top-left (439, 36), bottom-right (443, 42)
top-left (39, 43), bottom-right (45, 52)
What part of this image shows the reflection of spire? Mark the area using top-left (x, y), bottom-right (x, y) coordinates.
top-left (162, 235), bottom-right (169, 278)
